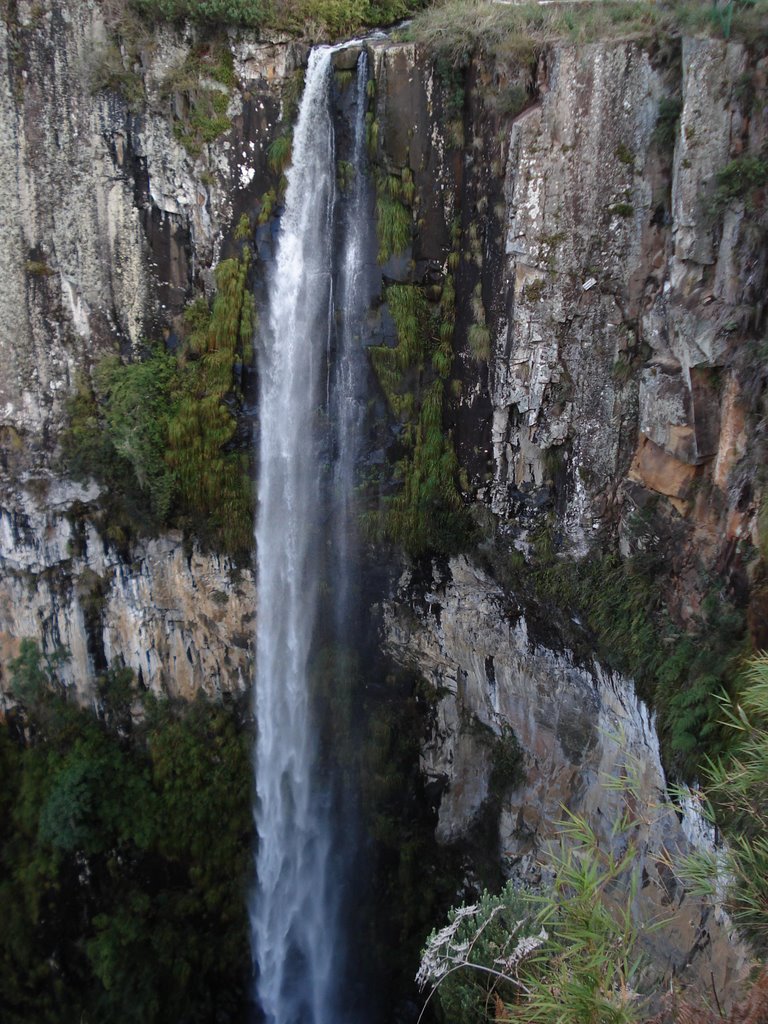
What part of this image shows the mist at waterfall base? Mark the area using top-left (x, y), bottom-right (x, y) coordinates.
top-left (249, 45), bottom-right (380, 1024)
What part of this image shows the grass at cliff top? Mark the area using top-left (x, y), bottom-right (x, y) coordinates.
top-left (124, 0), bottom-right (768, 46)
top-left (130, 0), bottom-right (429, 35)
top-left (408, 0), bottom-right (768, 63)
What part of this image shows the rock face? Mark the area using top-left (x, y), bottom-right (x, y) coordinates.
top-left (496, 37), bottom-right (763, 589)
top-left (0, 0), bottom-right (296, 696)
top-left (0, 474), bottom-right (255, 700)
top-left (384, 555), bottom-right (748, 997)
top-left (362, 33), bottom-right (764, 638)
top-left (1, 6), bottom-right (763, 692)
top-left (0, 0), bottom-right (302, 448)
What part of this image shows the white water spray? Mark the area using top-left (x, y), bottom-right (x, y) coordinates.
top-left (251, 45), bottom-right (369, 1024)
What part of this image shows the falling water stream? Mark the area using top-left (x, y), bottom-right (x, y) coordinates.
top-left (330, 51), bottom-right (371, 636)
top-left (251, 44), bottom-right (370, 1024)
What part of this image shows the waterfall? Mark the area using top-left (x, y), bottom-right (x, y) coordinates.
top-left (250, 44), bottom-right (370, 1024)
top-left (330, 50), bottom-right (371, 636)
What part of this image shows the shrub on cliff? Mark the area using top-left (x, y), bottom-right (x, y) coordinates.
top-left (93, 350), bottom-right (178, 521)
top-left (62, 247), bottom-right (254, 559)
top-left (418, 814), bottom-right (646, 1024)
top-left (676, 653), bottom-right (768, 958)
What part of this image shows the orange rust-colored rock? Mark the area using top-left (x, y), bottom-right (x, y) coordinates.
top-left (628, 435), bottom-right (699, 501)
top-left (714, 376), bottom-right (748, 491)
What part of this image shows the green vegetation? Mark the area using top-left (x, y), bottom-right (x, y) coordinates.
top-left (486, 82), bottom-right (529, 119)
top-left (93, 350), bottom-right (178, 521)
top-left (521, 278), bottom-right (545, 304)
top-left (480, 528), bottom-right (749, 779)
top-left (365, 110), bottom-right (379, 156)
top-left (418, 881), bottom-right (536, 1024)
top-left (0, 641), bottom-right (252, 1024)
top-left (90, 43), bottom-right (146, 111)
top-left (375, 171), bottom-right (413, 263)
top-left (418, 811), bottom-right (647, 1024)
top-left (337, 159), bottom-right (355, 192)
top-left (281, 67), bottom-right (305, 123)
top-left (652, 96), bottom-right (682, 151)
top-left (489, 724), bottom-right (524, 798)
top-left (234, 211), bottom-right (251, 240)
top-left (173, 92), bottom-right (231, 155)
top-left (434, 53), bottom-right (463, 111)
top-left (24, 259), bottom-right (55, 277)
top-left (268, 131), bottom-right (293, 175)
top-left (370, 283), bottom-right (432, 416)
top-left (62, 244), bottom-right (255, 558)
top-left (421, 653), bottom-right (768, 1022)
top-left (334, 67), bottom-right (353, 89)
top-left (131, 0), bottom-right (265, 26)
top-left (128, 0), bottom-right (427, 35)
top-left (172, 93), bottom-right (230, 154)
top-left (609, 201), bottom-right (634, 218)
top-left (467, 322), bottom-right (491, 361)
top-left (258, 187), bottom-right (278, 224)
top-left (678, 654), bottom-right (768, 956)
top-left (368, 282), bottom-right (473, 557)
top-left (733, 70), bottom-right (757, 114)
top-left (468, 280), bottom-right (492, 362)
top-left (158, 43), bottom-right (237, 155)
top-left (408, 0), bottom-right (768, 66)
top-left (711, 153), bottom-right (768, 212)
top-left (166, 252), bottom-right (255, 554)
top-left (376, 195), bottom-right (412, 262)
top-left (612, 353), bottom-right (634, 383)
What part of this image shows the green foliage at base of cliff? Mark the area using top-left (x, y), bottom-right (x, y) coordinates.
top-left (62, 246), bottom-right (254, 559)
top-left (419, 812), bottom-right (647, 1024)
top-left (0, 641), bottom-right (252, 1024)
top-left (368, 282), bottom-right (473, 558)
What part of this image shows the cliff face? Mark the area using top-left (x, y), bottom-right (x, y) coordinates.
top-left (0, 0), bottom-right (296, 696)
top-left (365, 31), bottom-right (763, 993)
top-left (0, 0), bottom-right (765, 996)
top-left (0, 484), bottom-right (255, 697)
top-left (1, 2), bottom-right (763, 692)
top-left (383, 555), bottom-right (747, 995)
top-left (368, 33), bottom-right (764, 580)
